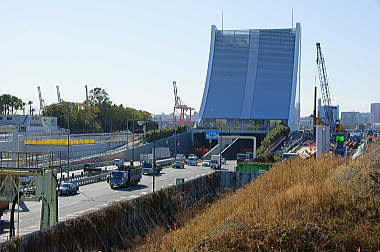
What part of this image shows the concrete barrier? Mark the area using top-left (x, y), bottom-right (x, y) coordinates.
top-left (0, 170), bottom-right (264, 251)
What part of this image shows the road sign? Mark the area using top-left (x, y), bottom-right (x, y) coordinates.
top-left (205, 130), bottom-right (219, 140)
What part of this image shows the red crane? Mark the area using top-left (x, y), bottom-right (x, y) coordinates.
top-left (172, 81), bottom-right (194, 127)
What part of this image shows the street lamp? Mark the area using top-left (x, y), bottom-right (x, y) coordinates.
top-left (131, 110), bottom-right (135, 168)
top-left (152, 128), bottom-right (156, 193)
top-left (66, 105), bottom-right (72, 178)
top-left (137, 120), bottom-right (147, 143)
top-left (57, 103), bottom-right (72, 178)
top-left (218, 125), bottom-right (223, 169)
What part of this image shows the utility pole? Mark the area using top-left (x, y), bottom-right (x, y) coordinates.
top-left (152, 128), bottom-right (156, 193)
top-left (219, 126), bottom-right (222, 169)
top-left (131, 109), bottom-right (135, 168)
top-left (174, 126), bottom-right (177, 159)
top-left (67, 107), bottom-right (71, 177)
top-left (313, 86), bottom-right (317, 139)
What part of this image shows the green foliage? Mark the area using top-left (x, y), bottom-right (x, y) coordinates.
top-left (43, 87), bottom-right (155, 133)
top-left (257, 124), bottom-right (289, 155)
top-left (255, 152), bottom-right (277, 163)
top-left (0, 94), bottom-right (25, 115)
top-left (144, 126), bottom-right (188, 143)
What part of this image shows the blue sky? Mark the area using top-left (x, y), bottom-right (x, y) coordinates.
top-left (0, 0), bottom-right (379, 116)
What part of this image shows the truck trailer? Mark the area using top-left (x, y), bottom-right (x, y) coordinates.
top-left (109, 165), bottom-right (142, 189)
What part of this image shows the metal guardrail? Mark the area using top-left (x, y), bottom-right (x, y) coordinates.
top-left (69, 173), bottom-right (108, 186)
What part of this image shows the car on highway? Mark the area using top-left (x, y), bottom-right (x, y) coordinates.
top-left (58, 182), bottom-right (79, 196)
top-left (172, 160), bottom-right (185, 169)
top-left (202, 160), bottom-right (210, 167)
top-left (187, 157), bottom-right (198, 166)
top-left (210, 160), bottom-right (220, 169)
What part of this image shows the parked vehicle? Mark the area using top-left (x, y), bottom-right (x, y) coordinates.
top-left (202, 160), bottom-right (210, 167)
top-left (109, 166), bottom-right (142, 189)
top-left (58, 182), bottom-right (78, 196)
top-left (236, 154), bottom-right (246, 163)
top-left (187, 157), bottom-right (198, 166)
top-left (172, 160), bottom-right (185, 169)
top-left (210, 160), bottom-right (220, 169)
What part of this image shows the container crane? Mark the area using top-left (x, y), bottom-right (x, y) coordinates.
top-left (172, 81), bottom-right (194, 127)
top-left (56, 85), bottom-right (63, 103)
top-left (37, 86), bottom-right (45, 115)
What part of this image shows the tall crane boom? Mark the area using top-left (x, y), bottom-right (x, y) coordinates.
top-left (37, 86), bottom-right (45, 115)
top-left (56, 85), bottom-right (62, 103)
top-left (316, 42), bottom-right (334, 128)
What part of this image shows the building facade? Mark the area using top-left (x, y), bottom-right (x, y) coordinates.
top-left (198, 23), bottom-right (301, 132)
top-left (300, 116), bottom-right (313, 131)
top-left (0, 114), bottom-right (57, 133)
top-left (341, 111), bottom-right (371, 128)
top-left (371, 103), bottom-right (380, 124)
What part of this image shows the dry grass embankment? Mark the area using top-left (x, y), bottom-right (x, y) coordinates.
top-left (140, 143), bottom-right (380, 251)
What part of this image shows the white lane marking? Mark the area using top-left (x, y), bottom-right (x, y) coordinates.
top-left (140, 192), bottom-right (148, 195)
top-left (129, 195), bottom-right (138, 198)
top-left (121, 196), bottom-right (128, 199)
top-left (168, 183), bottom-right (172, 186)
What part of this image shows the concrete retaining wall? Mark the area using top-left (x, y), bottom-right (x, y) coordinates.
top-left (219, 171), bottom-right (265, 188)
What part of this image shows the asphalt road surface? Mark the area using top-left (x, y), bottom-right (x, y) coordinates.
top-left (0, 161), bottom-right (236, 241)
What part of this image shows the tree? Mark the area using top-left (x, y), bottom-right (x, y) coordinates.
top-left (88, 87), bottom-right (111, 106)
top-left (27, 101), bottom-right (33, 115)
top-left (0, 94), bottom-right (24, 115)
top-left (42, 87), bottom-right (155, 133)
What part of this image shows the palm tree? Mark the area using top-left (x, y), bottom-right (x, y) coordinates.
top-left (2, 94), bottom-right (12, 114)
top-left (27, 101), bottom-right (33, 115)
top-left (22, 102), bottom-right (26, 115)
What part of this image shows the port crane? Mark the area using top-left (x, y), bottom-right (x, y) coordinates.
top-left (172, 81), bottom-right (194, 127)
top-left (56, 85), bottom-right (63, 103)
top-left (37, 86), bottom-right (45, 115)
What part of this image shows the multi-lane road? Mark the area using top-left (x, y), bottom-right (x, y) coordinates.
top-left (0, 161), bottom-right (236, 241)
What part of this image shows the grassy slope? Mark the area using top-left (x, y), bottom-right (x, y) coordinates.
top-left (143, 143), bottom-right (380, 251)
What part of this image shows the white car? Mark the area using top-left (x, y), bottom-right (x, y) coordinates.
top-left (202, 160), bottom-right (210, 167)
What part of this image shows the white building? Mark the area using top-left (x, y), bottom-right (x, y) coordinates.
top-left (0, 114), bottom-right (57, 133)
